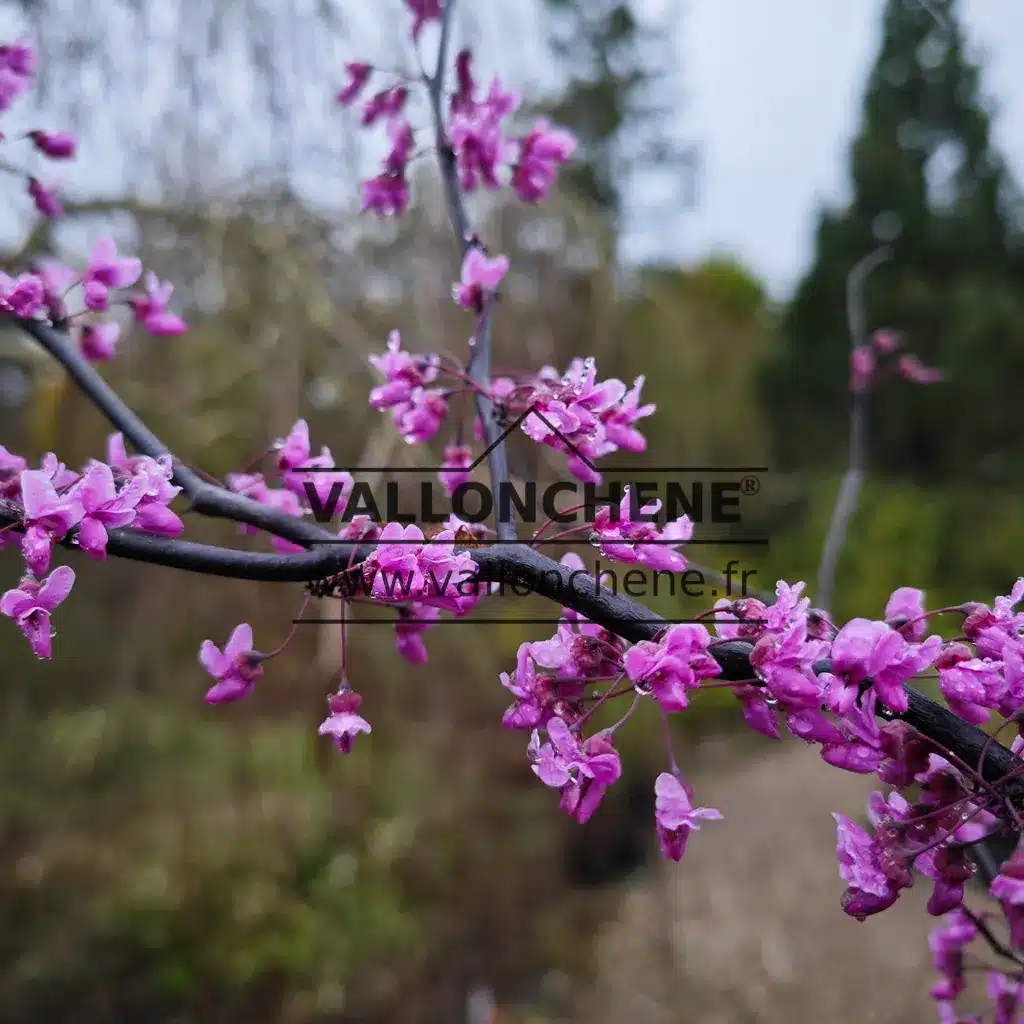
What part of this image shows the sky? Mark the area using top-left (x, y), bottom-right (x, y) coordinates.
top-left (649, 0), bottom-right (1024, 299)
top-left (1, 0), bottom-right (1022, 304)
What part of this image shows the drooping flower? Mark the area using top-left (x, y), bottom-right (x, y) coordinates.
top-left (199, 623), bottom-right (263, 704)
top-left (79, 322), bottom-right (120, 363)
top-left (439, 444), bottom-right (473, 496)
top-left (832, 812), bottom-right (904, 920)
top-left (0, 565), bottom-right (75, 659)
top-left (19, 467), bottom-right (85, 575)
top-left (319, 688), bottom-right (372, 753)
top-left (654, 771), bottom-right (722, 862)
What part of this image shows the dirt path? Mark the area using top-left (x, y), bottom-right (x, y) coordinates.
top-left (577, 736), bottom-right (950, 1023)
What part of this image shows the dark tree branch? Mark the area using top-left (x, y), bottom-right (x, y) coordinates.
top-left (10, 314), bottom-right (1024, 827)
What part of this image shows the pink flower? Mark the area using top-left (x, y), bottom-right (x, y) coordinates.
top-left (832, 812), bottom-right (904, 920)
top-left (368, 331), bottom-right (440, 410)
top-left (0, 41), bottom-right (36, 112)
top-left (19, 467), bottom-right (85, 575)
top-left (511, 119), bottom-right (577, 203)
top-left (0, 271), bottom-right (45, 318)
top-left (602, 376), bottom-right (656, 452)
top-left (28, 130), bottom-right (75, 159)
top-left (593, 487), bottom-right (692, 573)
top-left (130, 271), bottom-right (188, 335)
top-left (624, 624), bottom-right (721, 712)
top-left (528, 717), bottom-right (622, 824)
top-left (84, 237), bottom-right (143, 308)
top-left (72, 461), bottom-right (147, 559)
top-left (393, 388), bottom-right (448, 444)
top-left (27, 177), bottom-right (62, 218)
top-left (199, 623), bottom-right (263, 704)
top-left (336, 62), bottom-right (371, 106)
top-left (361, 86), bottom-right (408, 127)
top-left (1, 565), bottom-right (75, 659)
top-left (829, 617), bottom-right (941, 713)
top-left (453, 247), bottom-right (509, 312)
top-left (654, 772), bottom-right (722, 862)
top-left (928, 911), bottom-right (978, 1003)
top-left (884, 586), bottom-right (926, 640)
top-left (439, 444), bottom-right (473, 496)
top-left (404, 0), bottom-right (442, 40)
top-left (449, 76), bottom-right (520, 192)
top-left (963, 577), bottom-right (1024, 659)
top-left (319, 689), bottom-right (371, 753)
top-left (898, 354), bottom-right (943, 384)
top-left (749, 619), bottom-right (828, 711)
top-left (850, 345), bottom-right (875, 393)
top-left (79, 322), bottom-right (120, 363)
top-left (361, 172), bottom-right (409, 217)
top-left (394, 603), bottom-right (439, 664)
top-left (872, 328), bottom-right (902, 355)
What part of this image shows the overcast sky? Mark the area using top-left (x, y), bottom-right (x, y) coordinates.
top-left (646, 0), bottom-right (1024, 298)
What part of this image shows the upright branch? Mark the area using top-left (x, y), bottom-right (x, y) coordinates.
top-left (816, 246), bottom-right (890, 612)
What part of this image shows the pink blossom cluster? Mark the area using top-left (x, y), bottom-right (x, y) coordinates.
top-left (1, 237), bottom-right (189, 361)
top-left (0, 40), bottom-right (73, 218)
top-left (335, 28), bottom-right (574, 218)
top-left (1, 433), bottom-right (184, 658)
top-left (850, 327), bottom-right (944, 392)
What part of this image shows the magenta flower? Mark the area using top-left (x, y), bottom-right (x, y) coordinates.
top-left (449, 76), bottom-right (519, 192)
top-left (653, 772), bottom-right (722, 862)
top-left (72, 461), bottom-right (146, 559)
top-left (199, 623), bottom-right (263, 704)
top-left (624, 623), bottom-right (721, 712)
top-left (884, 586), bottom-right (926, 640)
top-left (593, 486), bottom-right (692, 572)
top-left (319, 689), bottom-right (372, 753)
top-left (28, 130), bottom-right (75, 159)
top-left (79, 322), bottom-right (120, 363)
top-left (453, 248), bottom-right (509, 312)
top-left (130, 271), bottom-right (188, 336)
top-left (439, 444), bottom-right (473, 496)
top-left (27, 177), bottom-right (62, 218)
top-left (829, 617), bottom-right (941, 713)
top-left (927, 911), bottom-right (977, 1003)
top-left (872, 328), bottom-right (902, 355)
top-left (19, 467), bottom-right (85, 575)
top-left (749, 619), bottom-right (828, 710)
top-left (361, 86), bottom-right (408, 127)
top-left (511, 119), bottom-right (577, 203)
top-left (1, 565), bottom-right (75, 659)
top-left (368, 331), bottom-right (440, 410)
top-left (336, 61), bottom-right (371, 106)
top-left (0, 41), bottom-right (36, 112)
top-left (850, 345), bottom-right (875, 393)
top-left (393, 388), bottom-right (448, 444)
top-left (404, 0), bottom-right (442, 40)
top-left (528, 717), bottom-right (622, 824)
top-left (83, 237), bottom-right (142, 315)
top-left (500, 643), bottom-right (550, 730)
top-left (394, 603), bottom-right (439, 664)
top-left (602, 376), bottom-right (656, 453)
top-left (898, 354), bottom-right (943, 384)
top-left (361, 171), bottom-right (409, 218)
top-left (832, 812), bottom-right (904, 920)
top-left (0, 271), bottom-right (45, 318)
top-left (963, 577), bottom-right (1024, 659)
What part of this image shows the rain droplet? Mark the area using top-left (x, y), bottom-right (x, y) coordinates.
top-left (764, 696), bottom-right (779, 706)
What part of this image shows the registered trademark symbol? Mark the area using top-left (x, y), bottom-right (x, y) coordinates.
top-left (741, 475), bottom-right (761, 495)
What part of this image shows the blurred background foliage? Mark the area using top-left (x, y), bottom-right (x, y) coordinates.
top-left (0, 0), bottom-right (1021, 1020)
